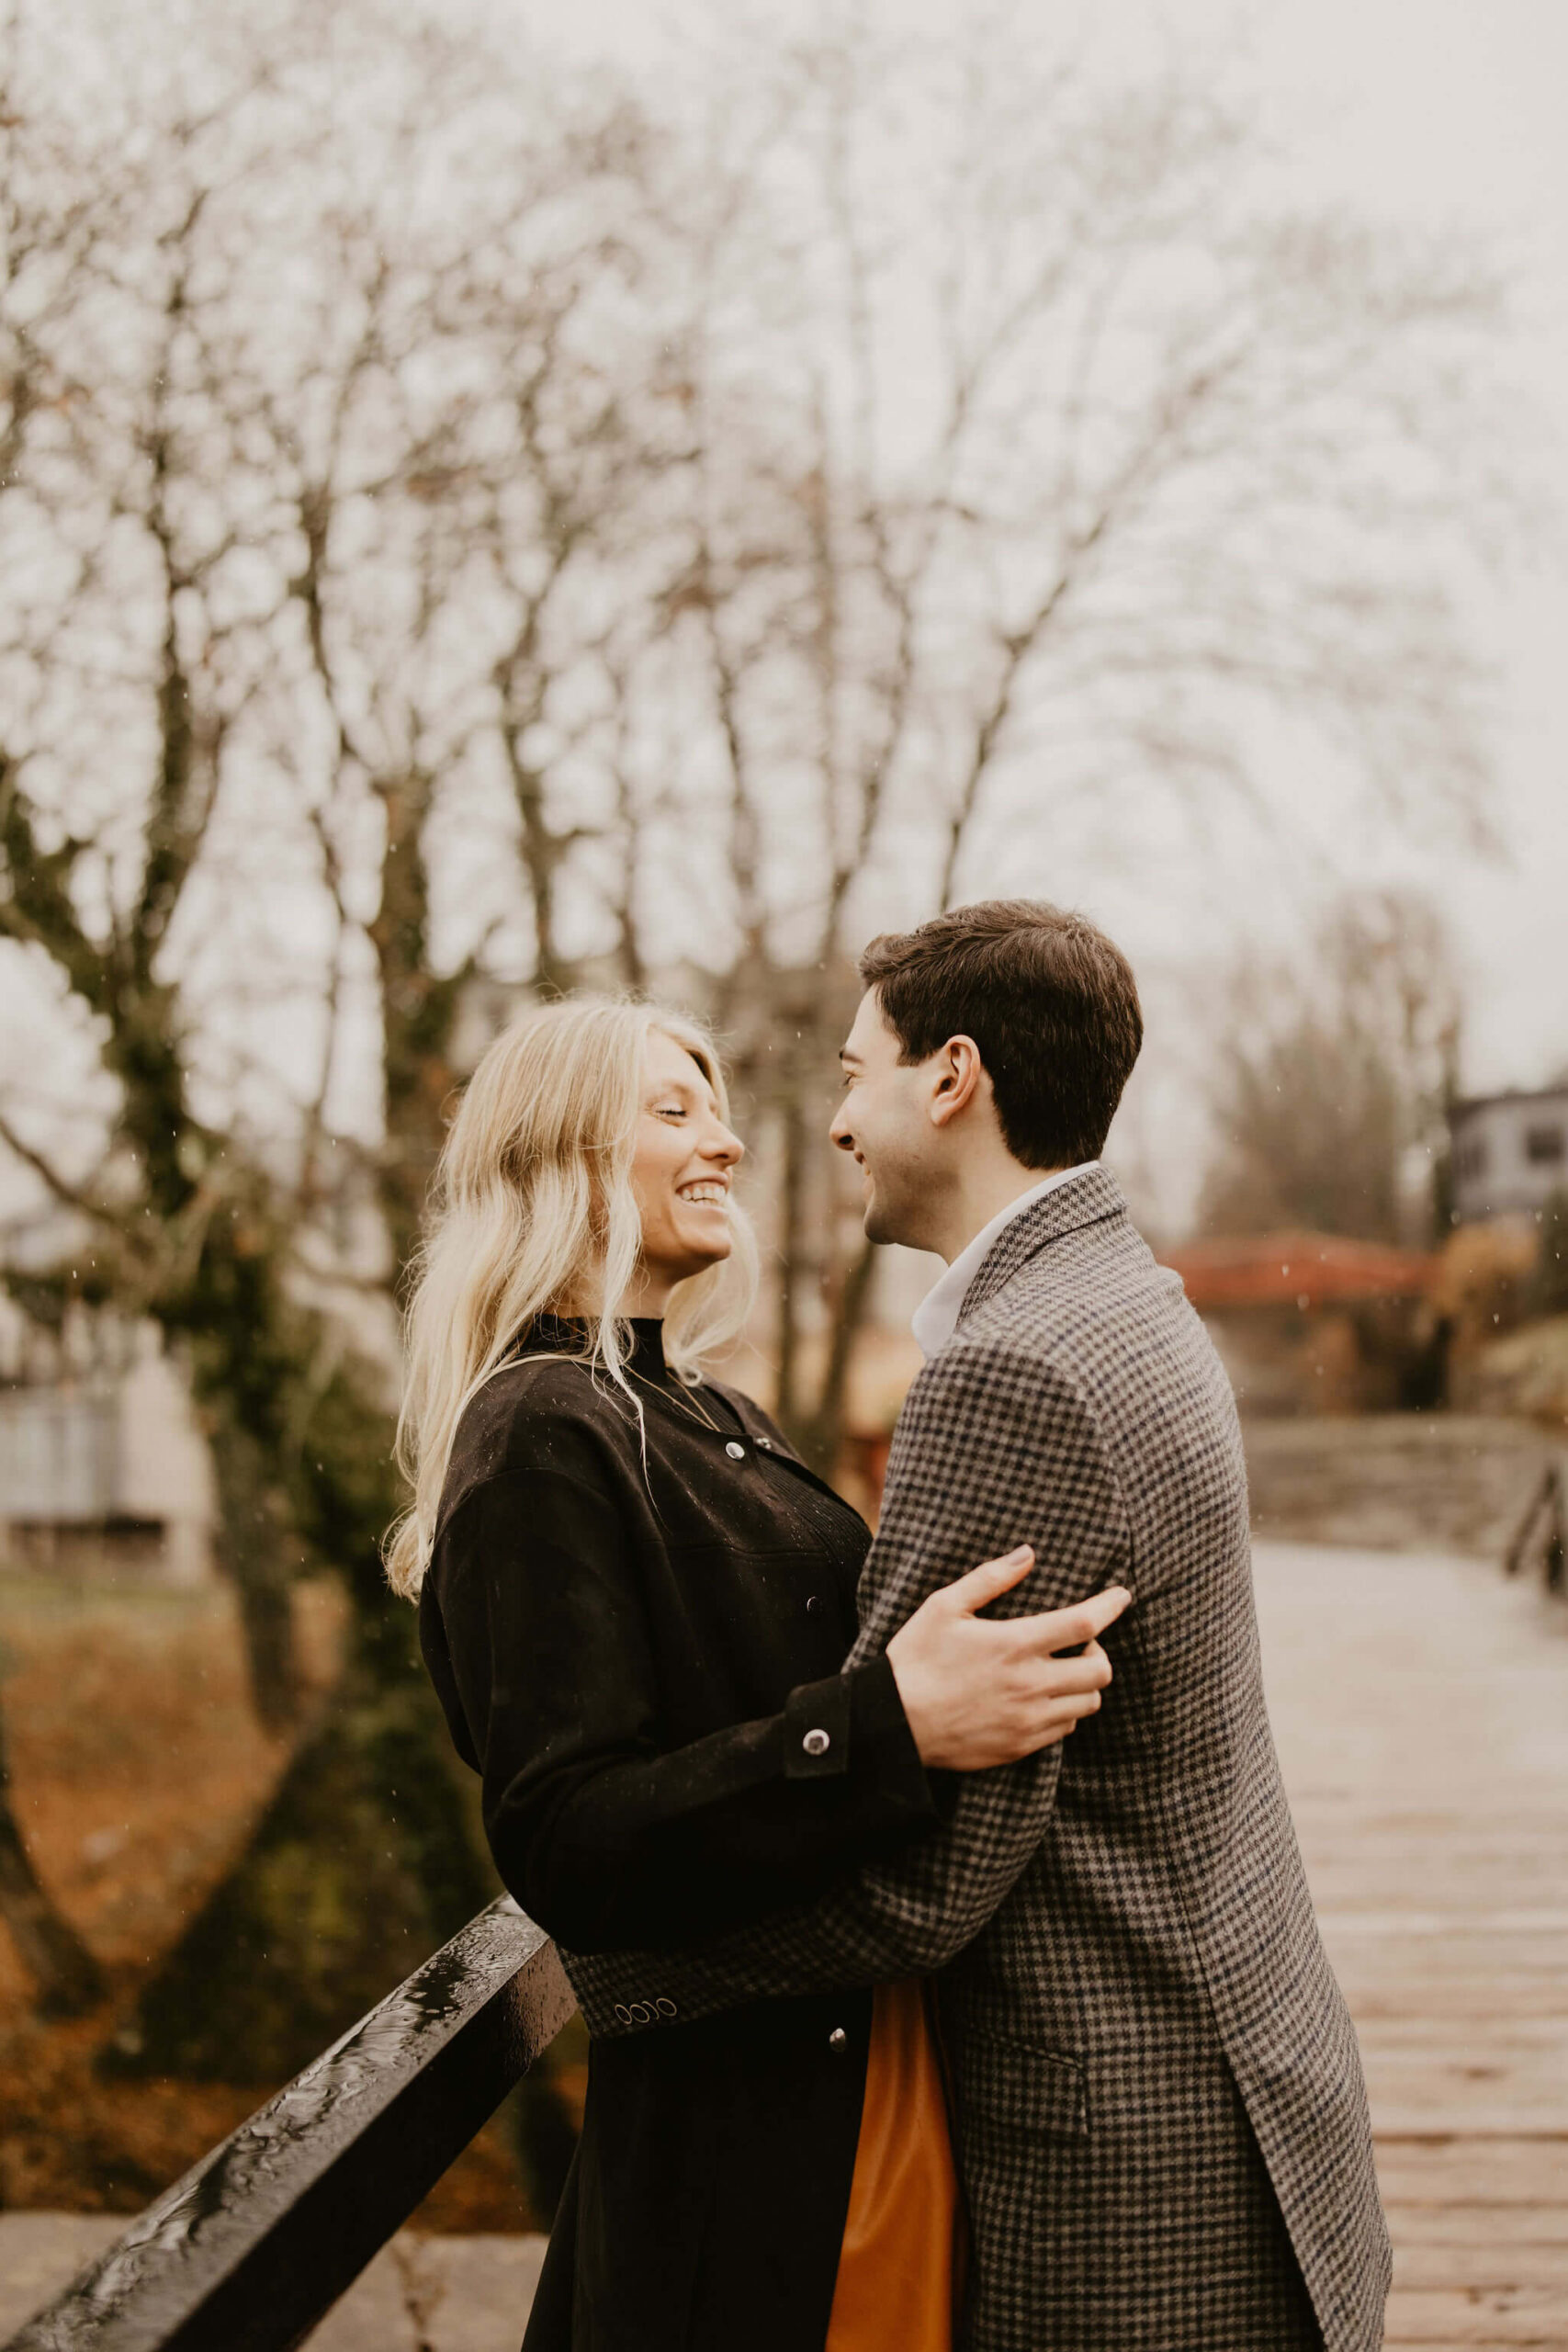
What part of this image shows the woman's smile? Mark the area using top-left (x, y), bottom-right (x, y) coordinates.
top-left (677, 1180), bottom-right (730, 1209)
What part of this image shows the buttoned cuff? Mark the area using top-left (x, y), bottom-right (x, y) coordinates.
top-left (784, 1670), bottom-right (852, 1778)
top-left (782, 1657), bottom-right (932, 1815)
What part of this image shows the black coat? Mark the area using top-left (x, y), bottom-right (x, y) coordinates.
top-left (419, 1318), bottom-right (939, 2352)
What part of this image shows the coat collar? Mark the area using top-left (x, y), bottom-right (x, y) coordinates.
top-left (954, 1163), bottom-right (1128, 1330)
top-left (912, 1161), bottom-right (1100, 1359)
top-left (525, 1313), bottom-right (669, 1378)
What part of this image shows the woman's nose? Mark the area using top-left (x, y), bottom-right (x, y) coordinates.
top-left (708, 1123), bottom-right (743, 1166)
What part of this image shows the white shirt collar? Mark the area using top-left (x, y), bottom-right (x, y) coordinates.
top-left (910, 1162), bottom-right (1100, 1361)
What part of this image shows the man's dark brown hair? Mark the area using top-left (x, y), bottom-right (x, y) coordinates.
top-left (858, 899), bottom-right (1143, 1168)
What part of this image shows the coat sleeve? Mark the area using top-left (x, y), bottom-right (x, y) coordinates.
top-left (421, 1461), bottom-right (937, 1951)
top-left (572, 1339), bottom-right (1134, 2022)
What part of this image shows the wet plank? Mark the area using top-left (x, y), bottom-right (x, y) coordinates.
top-left (1254, 1542), bottom-right (1568, 2347)
top-left (1372, 2140), bottom-right (1568, 2206)
top-left (1393, 2246), bottom-right (1568, 2289)
top-left (1388, 2207), bottom-right (1568, 2248)
top-left (1383, 2289), bottom-right (1568, 2344)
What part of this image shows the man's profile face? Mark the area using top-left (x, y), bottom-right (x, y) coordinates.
top-left (829, 989), bottom-right (941, 1248)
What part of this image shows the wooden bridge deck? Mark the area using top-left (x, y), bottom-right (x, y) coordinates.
top-left (1255, 1540), bottom-right (1568, 2349)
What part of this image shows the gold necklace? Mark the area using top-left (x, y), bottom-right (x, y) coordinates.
top-left (631, 1364), bottom-right (728, 1435)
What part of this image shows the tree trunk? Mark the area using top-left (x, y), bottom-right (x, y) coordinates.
top-left (208, 1414), bottom-right (303, 1735)
top-left (0, 1701), bottom-right (107, 2018)
top-left (799, 1232), bottom-right (876, 1476)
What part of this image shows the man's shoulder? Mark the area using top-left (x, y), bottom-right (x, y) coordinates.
top-left (955, 1205), bottom-right (1165, 1342)
top-left (901, 1321), bottom-right (1102, 1450)
top-left (894, 1224), bottom-right (1246, 1585)
top-left (942, 1211), bottom-right (1225, 1448)
top-left (876, 1316), bottom-right (1126, 1556)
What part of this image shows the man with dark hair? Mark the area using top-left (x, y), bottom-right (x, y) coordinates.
top-left (846, 899), bottom-right (1144, 1269)
top-left (857, 897), bottom-right (1144, 1177)
top-left (573, 899), bottom-right (1389, 2351)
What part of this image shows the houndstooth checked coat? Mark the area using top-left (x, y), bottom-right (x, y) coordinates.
top-left (565, 1169), bottom-right (1392, 2352)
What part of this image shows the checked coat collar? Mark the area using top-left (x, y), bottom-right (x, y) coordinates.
top-left (955, 1161), bottom-right (1128, 1332)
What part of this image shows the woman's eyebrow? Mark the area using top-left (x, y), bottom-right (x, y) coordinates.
top-left (648, 1076), bottom-right (715, 1109)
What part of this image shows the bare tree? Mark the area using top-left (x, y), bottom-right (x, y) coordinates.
top-left (0, 15), bottom-right (521, 2052)
top-left (1199, 889), bottom-right (1463, 1243)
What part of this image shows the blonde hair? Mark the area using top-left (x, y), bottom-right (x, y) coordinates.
top-left (385, 995), bottom-right (758, 1599)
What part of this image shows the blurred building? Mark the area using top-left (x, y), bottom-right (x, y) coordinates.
top-left (1449, 1084), bottom-right (1568, 1224)
top-left (0, 1151), bottom-right (400, 1588)
top-left (0, 1273), bottom-right (217, 1586)
top-left (1161, 1231), bottom-right (1440, 1417)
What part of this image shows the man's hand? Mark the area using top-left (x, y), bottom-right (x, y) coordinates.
top-left (886, 1548), bottom-right (1131, 1771)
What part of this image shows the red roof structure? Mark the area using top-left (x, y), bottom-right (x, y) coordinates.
top-left (1161, 1231), bottom-right (1435, 1311)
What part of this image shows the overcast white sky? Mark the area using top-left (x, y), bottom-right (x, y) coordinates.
top-left (494, 0), bottom-right (1568, 1111)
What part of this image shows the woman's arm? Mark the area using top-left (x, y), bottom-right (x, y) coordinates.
top-left (423, 1465), bottom-right (939, 1951)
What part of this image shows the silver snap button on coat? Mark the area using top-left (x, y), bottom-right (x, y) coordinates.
top-left (828, 2027), bottom-right (848, 2052)
top-left (802, 1726), bottom-right (830, 1757)
top-left (806, 1594), bottom-right (821, 1613)
top-left (725, 1440), bottom-right (746, 1460)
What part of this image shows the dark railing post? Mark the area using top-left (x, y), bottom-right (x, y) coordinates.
top-left (5, 1897), bottom-right (575, 2352)
top-left (1504, 1458), bottom-right (1568, 1596)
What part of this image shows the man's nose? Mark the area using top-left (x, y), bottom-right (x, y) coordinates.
top-left (829, 1106), bottom-right (856, 1155)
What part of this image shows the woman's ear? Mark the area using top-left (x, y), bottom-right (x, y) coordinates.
top-left (929, 1035), bottom-right (985, 1127)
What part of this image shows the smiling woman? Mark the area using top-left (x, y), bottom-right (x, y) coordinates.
top-left (383, 997), bottom-right (761, 1603)
top-left (620, 1028), bottom-right (745, 1318)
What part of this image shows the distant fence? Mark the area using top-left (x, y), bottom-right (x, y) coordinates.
top-left (1505, 1457), bottom-right (1567, 1597)
top-left (4, 1899), bottom-right (575, 2352)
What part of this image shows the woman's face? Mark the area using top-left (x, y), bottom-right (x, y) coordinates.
top-left (626, 1029), bottom-right (744, 1310)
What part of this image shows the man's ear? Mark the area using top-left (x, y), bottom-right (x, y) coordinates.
top-left (929, 1035), bottom-right (986, 1128)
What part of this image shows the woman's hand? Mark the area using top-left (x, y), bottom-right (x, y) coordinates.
top-left (886, 1548), bottom-right (1131, 1771)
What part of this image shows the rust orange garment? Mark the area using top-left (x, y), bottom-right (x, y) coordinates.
top-left (825, 1980), bottom-right (958, 2352)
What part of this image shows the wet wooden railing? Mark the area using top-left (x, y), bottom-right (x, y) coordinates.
top-left (3, 1899), bottom-right (575, 2352)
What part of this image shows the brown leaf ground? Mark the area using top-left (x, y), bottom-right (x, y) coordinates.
top-left (0, 1571), bottom-right (536, 2230)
